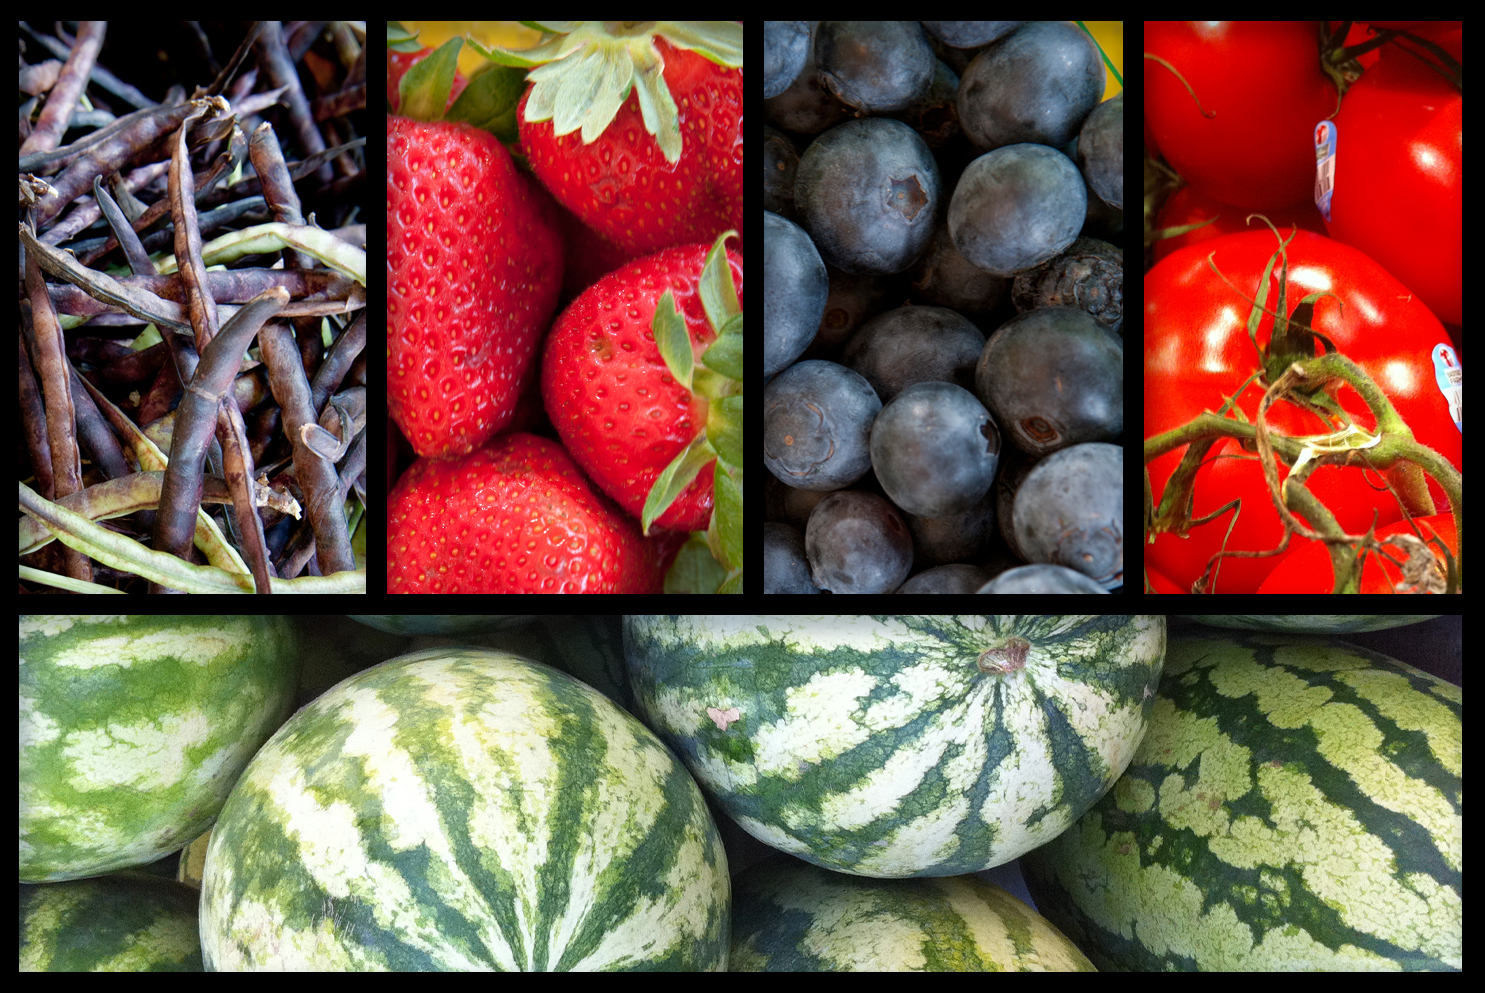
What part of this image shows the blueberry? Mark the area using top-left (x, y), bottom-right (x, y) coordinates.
top-left (806, 490), bottom-right (914, 593)
top-left (956, 21), bottom-right (1104, 151)
top-left (764, 522), bottom-right (822, 593)
top-left (1078, 93), bottom-right (1123, 211)
top-left (949, 143), bottom-right (1085, 276)
top-left (762, 126), bottom-right (800, 219)
top-left (920, 21), bottom-right (1026, 49)
top-left (869, 380), bottom-right (1000, 518)
top-left (814, 21), bottom-right (934, 113)
top-left (1011, 442), bottom-right (1122, 588)
top-left (764, 21), bottom-right (813, 99)
top-left (764, 360), bottom-right (881, 492)
top-left (764, 211), bottom-right (829, 377)
top-left (841, 304), bottom-right (986, 403)
top-left (974, 306), bottom-right (1123, 456)
top-left (977, 564), bottom-right (1111, 593)
top-left (898, 563), bottom-right (994, 593)
top-left (796, 118), bottom-right (941, 275)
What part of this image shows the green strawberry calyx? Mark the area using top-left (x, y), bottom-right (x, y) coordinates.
top-left (473, 21), bottom-right (743, 164)
top-left (643, 232), bottom-right (742, 569)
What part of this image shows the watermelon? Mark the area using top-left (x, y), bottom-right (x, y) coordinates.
top-left (1020, 631), bottom-right (1462, 971)
top-left (348, 615), bottom-right (538, 634)
top-left (731, 857), bottom-right (1095, 972)
top-left (19, 615), bottom-right (298, 883)
top-left (199, 648), bottom-right (730, 971)
top-left (20, 873), bottom-right (204, 971)
top-left (1187, 615), bottom-right (1443, 633)
top-left (408, 615), bottom-right (633, 712)
top-left (624, 614), bottom-right (1167, 878)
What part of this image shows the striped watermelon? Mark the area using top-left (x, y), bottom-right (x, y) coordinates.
top-left (1020, 631), bottom-right (1462, 971)
top-left (348, 615), bottom-right (537, 634)
top-left (20, 873), bottom-right (203, 972)
top-left (199, 648), bottom-right (730, 971)
top-left (1188, 615), bottom-right (1443, 633)
top-left (408, 615), bottom-right (633, 712)
top-left (19, 615), bottom-right (298, 883)
top-left (624, 614), bottom-right (1166, 878)
top-left (731, 857), bottom-right (1094, 971)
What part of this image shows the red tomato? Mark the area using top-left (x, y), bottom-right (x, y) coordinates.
top-left (1153, 186), bottom-right (1325, 264)
top-left (1256, 512), bottom-right (1458, 592)
top-left (1324, 30), bottom-right (1462, 325)
top-left (1145, 22), bottom-right (1337, 210)
top-left (1144, 564), bottom-right (1188, 593)
top-left (1363, 21), bottom-right (1462, 37)
top-left (1146, 230), bottom-right (1463, 593)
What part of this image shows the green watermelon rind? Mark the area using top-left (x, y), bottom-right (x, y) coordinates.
top-left (19, 872), bottom-right (204, 972)
top-left (1020, 631), bottom-right (1462, 971)
top-left (347, 615), bottom-right (539, 635)
top-left (624, 614), bottom-right (1167, 878)
top-left (1187, 615), bottom-right (1443, 633)
top-left (730, 857), bottom-right (1094, 972)
top-left (19, 615), bottom-right (298, 883)
top-left (199, 648), bottom-right (729, 971)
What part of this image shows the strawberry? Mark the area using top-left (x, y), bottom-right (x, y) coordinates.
top-left (542, 231), bottom-right (743, 556)
top-left (486, 22), bottom-right (742, 256)
top-left (388, 433), bottom-right (662, 593)
top-left (387, 115), bottom-right (562, 459)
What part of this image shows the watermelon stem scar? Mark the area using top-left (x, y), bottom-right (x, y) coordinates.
top-left (978, 637), bottom-right (1030, 674)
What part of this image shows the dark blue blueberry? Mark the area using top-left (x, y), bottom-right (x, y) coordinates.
top-left (1078, 93), bottom-right (1123, 211)
top-left (796, 117), bottom-right (941, 275)
top-left (806, 490), bottom-right (914, 593)
top-left (977, 564), bottom-right (1112, 593)
top-left (764, 211), bottom-right (829, 377)
top-left (764, 522), bottom-right (822, 593)
top-left (763, 126), bottom-right (800, 219)
top-left (814, 21), bottom-right (934, 113)
top-left (1011, 442), bottom-right (1123, 588)
top-left (898, 563), bottom-right (993, 593)
top-left (956, 21), bottom-right (1104, 151)
top-left (949, 143), bottom-right (1085, 276)
top-left (764, 21), bottom-right (813, 99)
top-left (764, 360), bottom-right (881, 492)
top-left (920, 21), bottom-right (1026, 48)
top-left (842, 304), bottom-right (986, 403)
top-left (869, 380), bottom-right (1000, 518)
top-left (974, 306), bottom-right (1123, 456)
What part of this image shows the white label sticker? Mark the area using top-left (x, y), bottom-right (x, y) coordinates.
top-left (1432, 343), bottom-right (1462, 433)
top-left (1314, 120), bottom-right (1338, 222)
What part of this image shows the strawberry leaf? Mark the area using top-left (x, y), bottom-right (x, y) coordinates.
top-left (652, 290), bottom-right (694, 391)
top-left (651, 21), bottom-right (744, 68)
top-left (480, 22), bottom-right (741, 165)
top-left (642, 432), bottom-right (715, 535)
top-left (702, 328), bottom-right (742, 382)
top-left (447, 64), bottom-right (528, 141)
top-left (388, 21), bottom-right (423, 53)
top-left (400, 37), bottom-right (462, 122)
top-left (699, 231), bottom-right (742, 331)
top-left (708, 395), bottom-right (743, 466)
top-left (709, 460), bottom-right (742, 572)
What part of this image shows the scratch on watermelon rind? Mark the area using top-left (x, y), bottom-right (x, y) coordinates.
top-left (706, 707), bottom-right (741, 731)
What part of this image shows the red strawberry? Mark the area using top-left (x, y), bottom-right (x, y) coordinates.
top-left (495, 22), bottom-right (742, 256)
top-left (542, 232), bottom-right (743, 545)
top-left (388, 116), bottom-right (562, 459)
top-left (388, 433), bottom-right (662, 593)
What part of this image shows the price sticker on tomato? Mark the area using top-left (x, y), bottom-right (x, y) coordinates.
top-left (1313, 119), bottom-right (1337, 222)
